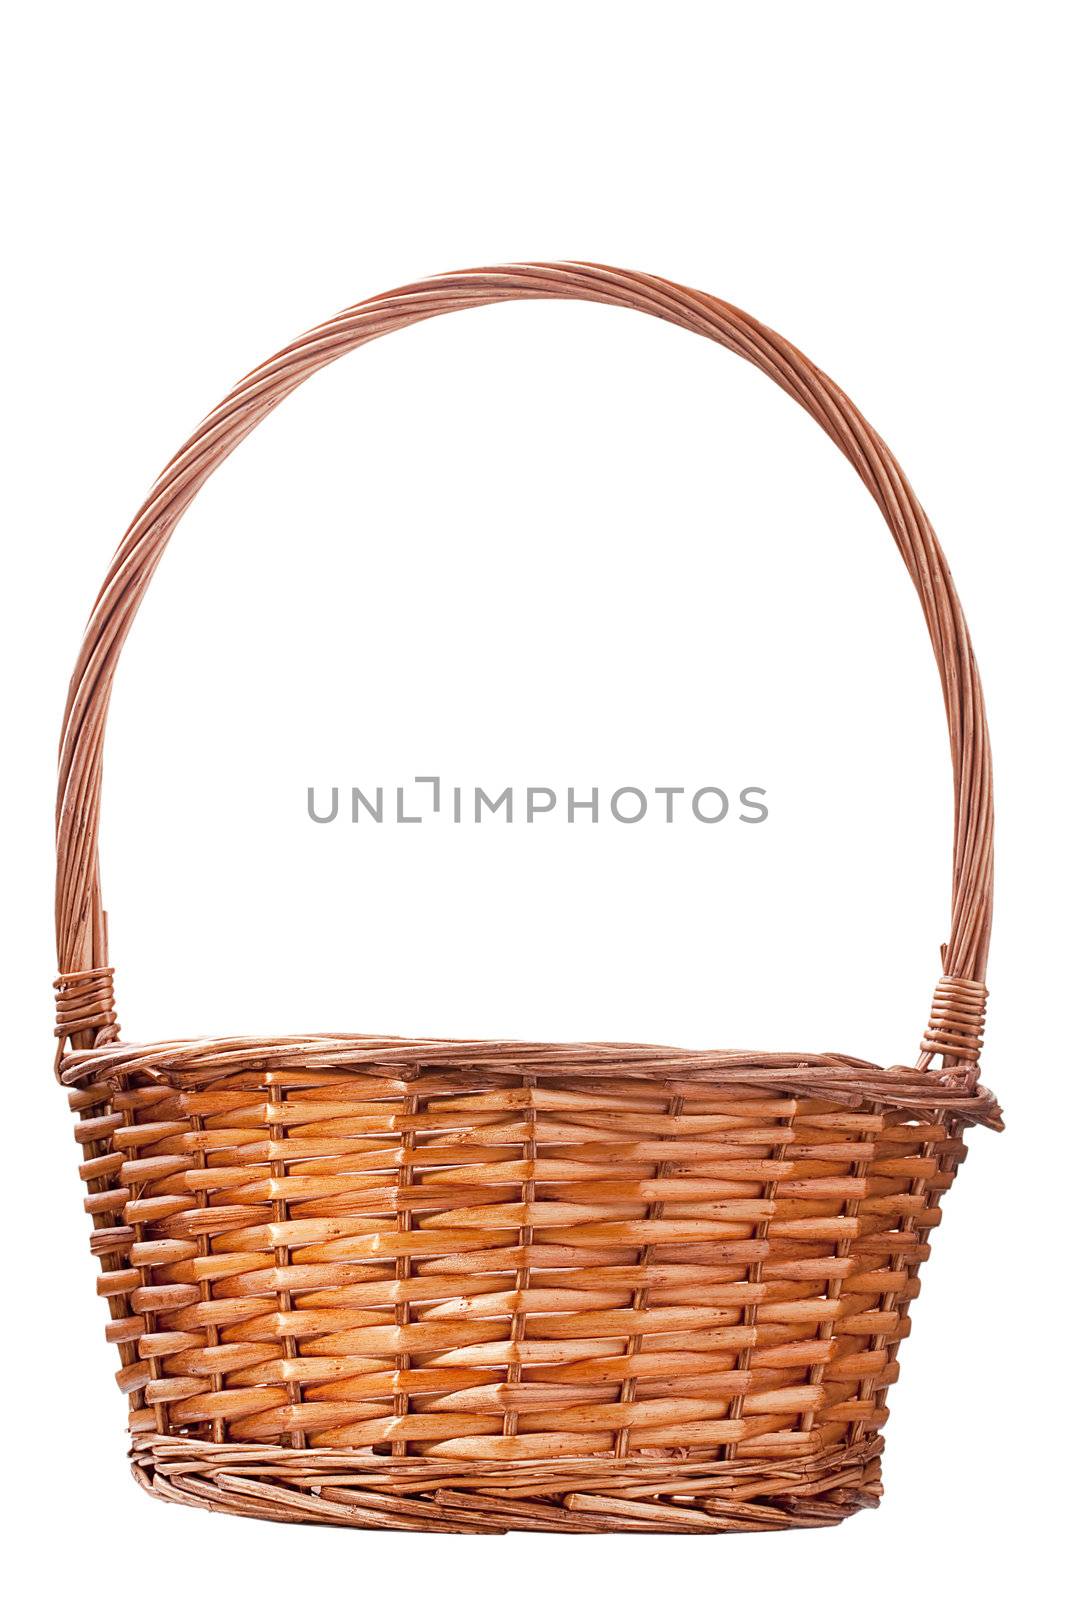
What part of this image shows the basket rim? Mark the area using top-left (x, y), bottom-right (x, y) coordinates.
top-left (60, 1028), bottom-right (1003, 1130)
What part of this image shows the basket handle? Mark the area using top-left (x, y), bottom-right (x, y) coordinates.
top-left (54, 263), bottom-right (993, 1074)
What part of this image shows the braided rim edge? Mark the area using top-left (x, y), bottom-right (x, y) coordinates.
top-left (58, 1029), bottom-right (1003, 1129)
top-left (130, 1430), bottom-right (885, 1533)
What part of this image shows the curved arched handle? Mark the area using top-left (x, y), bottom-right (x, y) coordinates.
top-left (54, 263), bottom-right (993, 1072)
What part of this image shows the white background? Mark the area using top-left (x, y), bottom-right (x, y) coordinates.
top-left (2, 2), bottom-right (1063, 1592)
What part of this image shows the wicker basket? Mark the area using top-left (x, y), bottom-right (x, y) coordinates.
top-left (55, 263), bottom-right (1001, 1534)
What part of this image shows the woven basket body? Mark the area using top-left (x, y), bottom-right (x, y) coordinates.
top-left (55, 265), bottom-right (999, 1534)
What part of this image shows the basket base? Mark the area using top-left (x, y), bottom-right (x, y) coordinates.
top-left (131, 1433), bottom-right (884, 1533)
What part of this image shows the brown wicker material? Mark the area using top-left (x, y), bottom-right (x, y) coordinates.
top-left (54, 264), bottom-right (1000, 1534)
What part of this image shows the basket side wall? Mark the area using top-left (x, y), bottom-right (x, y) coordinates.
top-left (69, 1062), bottom-right (965, 1528)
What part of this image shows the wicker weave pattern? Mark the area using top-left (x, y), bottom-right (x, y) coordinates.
top-left (73, 1053), bottom-right (965, 1528)
top-left (55, 265), bottom-right (999, 1532)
